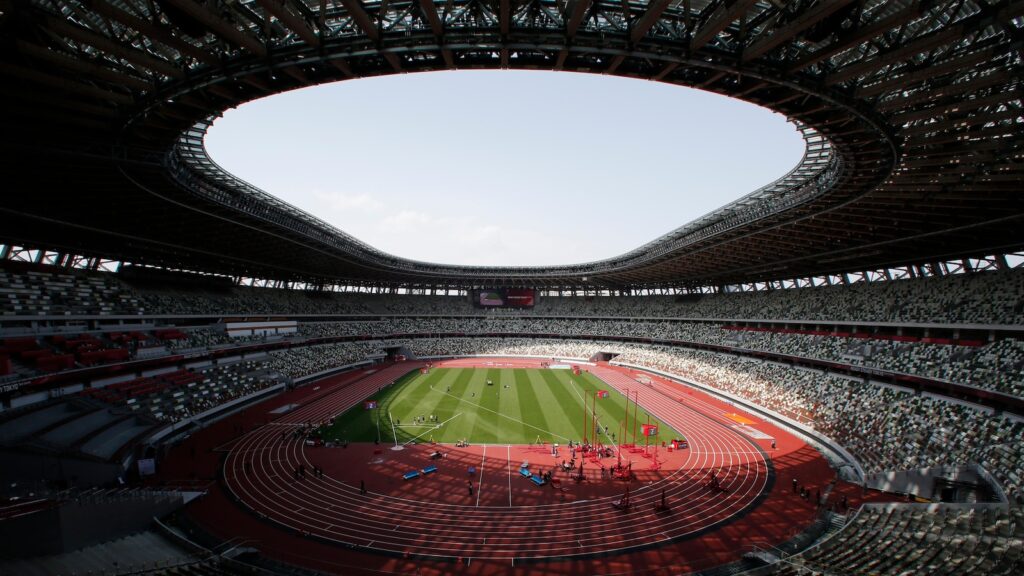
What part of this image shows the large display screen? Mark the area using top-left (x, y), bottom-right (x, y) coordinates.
top-left (473, 289), bottom-right (536, 308)
top-left (477, 291), bottom-right (505, 306)
top-left (505, 288), bottom-right (535, 307)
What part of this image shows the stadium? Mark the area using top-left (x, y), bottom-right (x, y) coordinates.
top-left (1, 1), bottom-right (1023, 575)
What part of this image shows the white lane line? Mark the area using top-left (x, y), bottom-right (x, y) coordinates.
top-left (476, 445), bottom-right (486, 507)
top-left (507, 445), bottom-right (512, 507)
top-left (435, 387), bottom-right (570, 442)
top-left (403, 412), bottom-right (462, 445)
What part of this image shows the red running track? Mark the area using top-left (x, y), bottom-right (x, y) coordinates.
top-left (222, 360), bottom-right (773, 562)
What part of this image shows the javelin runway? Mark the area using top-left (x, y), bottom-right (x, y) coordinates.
top-left (222, 360), bottom-right (772, 562)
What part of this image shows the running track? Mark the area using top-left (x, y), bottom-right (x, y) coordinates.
top-left (223, 361), bottom-right (772, 562)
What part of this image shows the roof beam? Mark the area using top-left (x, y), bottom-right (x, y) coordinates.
top-left (653, 61), bottom-right (679, 81)
top-left (825, 25), bottom-right (964, 86)
top-left (829, 0), bottom-right (1024, 88)
top-left (280, 64), bottom-right (311, 84)
top-left (417, 0), bottom-right (454, 67)
top-left (877, 69), bottom-right (1014, 112)
top-left (742, 0), bottom-right (856, 62)
top-left (891, 90), bottom-right (1017, 124)
top-left (89, 0), bottom-right (219, 66)
top-left (49, 18), bottom-right (184, 79)
top-left (787, 1), bottom-right (926, 73)
top-left (500, 0), bottom-right (511, 36)
top-left (255, 0), bottom-right (320, 47)
top-left (163, 0), bottom-right (267, 57)
top-left (0, 61), bottom-right (133, 105)
top-left (557, 0), bottom-right (595, 70)
top-left (606, 54), bottom-right (625, 73)
top-left (856, 47), bottom-right (996, 98)
top-left (631, 0), bottom-right (673, 44)
top-left (0, 85), bottom-right (118, 118)
top-left (16, 40), bottom-right (153, 92)
top-left (339, 0), bottom-right (402, 71)
top-left (328, 57), bottom-right (356, 78)
top-left (690, 0), bottom-right (757, 52)
top-left (566, 0), bottom-right (593, 40)
top-left (339, 0), bottom-right (380, 42)
top-left (420, 0), bottom-right (445, 36)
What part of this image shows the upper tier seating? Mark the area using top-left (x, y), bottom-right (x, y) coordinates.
top-left (2, 265), bottom-right (1022, 324)
top-left (0, 268), bottom-right (143, 316)
top-left (295, 319), bottom-right (1024, 397)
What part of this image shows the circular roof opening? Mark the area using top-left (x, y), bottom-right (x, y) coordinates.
top-left (205, 70), bottom-right (805, 267)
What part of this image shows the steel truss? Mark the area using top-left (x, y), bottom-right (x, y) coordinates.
top-left (0, 0), bottom-right (1021, 290)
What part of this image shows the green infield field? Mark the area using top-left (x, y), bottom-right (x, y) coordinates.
top-left (318, 367), bottom-right (680, 445)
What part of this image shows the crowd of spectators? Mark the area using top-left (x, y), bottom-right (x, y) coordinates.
top-left (314, 335), bottom-right (1024, 504)
top-left (16, 315), bottom-right (1012, 398)
top-left (763, 505), bottom-right (1024, 575)
top-left (83, 360), bottom-right (278, 423)
top-left (134, 267), bottom-right (1023, 324)
top-left (4, 265), bottom-right (1024, 502)
top-left (293, 318), bottom-right (1024, 397)
top-left (171, 361), bottom-right (279, 420)
top-left (610, 344), bottom-right (1024, 504)
top-left (0, 267), bottom-right (143, 316)
top-left (263, 341), bottom-right (384, 379)
top-left (5, 265), bottom-right (1020, 325)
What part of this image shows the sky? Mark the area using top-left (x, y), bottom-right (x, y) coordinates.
top-left (204, 70), bottom-right (805, 267)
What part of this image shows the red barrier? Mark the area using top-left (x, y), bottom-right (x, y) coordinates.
top-left (1, 337), bottom-right (39, 352)
top-left (77, 348), bottom-right (130, 366)
top-left (36, 354), bottom-right (74, 372)
top-left (20, 349), bottom-right (53, 363)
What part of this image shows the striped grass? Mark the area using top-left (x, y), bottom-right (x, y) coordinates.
top-left (320, 368), bottom-right (680, 446)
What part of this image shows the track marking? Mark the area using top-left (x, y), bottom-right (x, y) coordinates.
top-left (476, 445), bottom-right (487, 507)
top-left (220, 361), bottom-right (773, 560)
top-left (691, 450), bottom-right (764, 455)
top-left (507, 445), bottom-right (512, 507)
top-left (403, 413), bottom-right (462, 445)
top-left (435, 387), bottom-right (571, 442)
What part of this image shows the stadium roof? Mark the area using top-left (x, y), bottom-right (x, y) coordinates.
top-left (0, 0), bottom-right (1021, 290)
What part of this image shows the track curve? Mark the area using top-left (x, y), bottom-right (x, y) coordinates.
top-left (223, 361), bottom-right (771, 561)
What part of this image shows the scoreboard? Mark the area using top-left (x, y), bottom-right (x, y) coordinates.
top-left (472, 288), bottom-right (536, 308)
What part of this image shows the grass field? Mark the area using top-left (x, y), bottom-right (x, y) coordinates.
top-left (319, 368), bottom-right (680, 446)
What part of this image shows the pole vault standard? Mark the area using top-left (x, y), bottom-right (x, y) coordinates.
top-left (626, 387), bottom-right (634, 446)
top-left (591, 390), bottom-right (608, 447)
top-left (618, 389), bottom-right (626, 448)
top-left (389, 411), bottom-right (399, 448)
top-left (645, 414), bottom-right (650, 454)
top-left (582, 390), bottom-right (590, 445)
